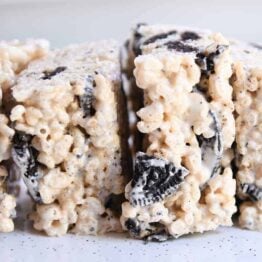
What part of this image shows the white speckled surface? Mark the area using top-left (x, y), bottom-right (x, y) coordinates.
top-left (0, 0), bottom-right (261, 47)
top-left (0, 183), bottom-right (261, 262)
top-left (1, 221), bottom-right (261, 261)
top-left (0, 0), bottom-right (262, 261)
top-left (1, 190), bottom-right (262, 262)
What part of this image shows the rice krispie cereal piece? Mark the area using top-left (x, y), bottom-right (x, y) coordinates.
top-left (0, 39), bottom-right (49, 232)
top-left (121, 24), bottom-right (237, 241)
top-left (11, 41), bottom-right (131, 236)
top-left (231, 41), bottom-right (262, 231)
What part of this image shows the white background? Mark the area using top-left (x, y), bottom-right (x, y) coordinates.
top-left (0, 0), bottom-right (261, 46)
top-left (0, 1), bottom-right (262, 261)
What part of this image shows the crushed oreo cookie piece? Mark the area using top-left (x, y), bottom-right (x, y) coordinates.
top-left (12, 131), bottom-right (42, 202)
top-left (125, 218), bottom-right (141, 236)
top-left (196, 45), bottom-right (227, 75)
top-left (105, 193), bottom-right (125, 217)
top-left (125, 219), bottom-right (170, 241)
top-left (132, 23), bottom-right (147, 56)
top-left (143, 30), bottom-right (177, 46)
top-left (250, 43), bottom-right (262, 50)
top-left (231, 141), bottom-right (239, 176)
top-left (192, 85), bottom-right (208, 97)
top-left (241, 183), bottom-right (262, 201)
top-left (78, 76), bottom-right (95, 118)
top-left (129, 152), bottom-right (189, 207)
top-left (181, 31), bottom-right (200, 41)
top-left (42, 66), bottom-right (67, 80)
top-left (196, 110), bottom-right (223, 181)
top-left (145, 230), bottom-right (171, 242)
top-left (163, 41), bottom-right (198, 53)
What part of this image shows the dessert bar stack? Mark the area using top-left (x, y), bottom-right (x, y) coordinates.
top-left (0, 24), bottom-right (261, 238)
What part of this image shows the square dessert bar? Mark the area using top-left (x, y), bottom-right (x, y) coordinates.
top-left (11, 41), bottom-right (131, 236)
top-left (231, 41), bottom-right (262, 231)
top-left (0, 39), bottom-right (49, 232)
top-left (121, 24), bottom-right (237, 240)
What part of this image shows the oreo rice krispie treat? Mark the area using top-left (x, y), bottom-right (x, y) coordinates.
top-left (121, 24), bottom-right (237, 240)
top-left (231, 41), bottom-right (262, 231)
top-left (0, 39), bottom-right (49, 232)
top-left (10, 41), bottom-right (131, 236)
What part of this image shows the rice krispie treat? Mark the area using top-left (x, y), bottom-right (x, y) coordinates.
top-left (121, 24), bottom-right (236, 241)
top-left (11, 41), bottom-right (131, 236)
top-left (231, 41), bottom-right (262, 231)
top-left (0, 39), bottom-right (49, 232)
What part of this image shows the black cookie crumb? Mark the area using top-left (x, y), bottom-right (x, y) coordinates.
top-left (196, 110), bottom-right (223, 181)
top-left (241, 183), bottom-right (262, 201)
top-left (163, 41), bottom-right (198, 53)
top-left (125, 218), bottom-right (141, 236)
top-left (196, 45), bottom-right (227, 75)
top-left (105, 193), bottom-right (126, 217)
top-left (42, 66), bottom-right (67, 80)
top-left (133, 23), bottom-right (147, 56)
top-left (12, 131), bottom-right (42, 202)
top-left (145, 230), bottom-right (170, 242)
top-left (143, 30), bottom-right (177, 46)
top-left (250, 43), bottom-right (262, 50)
top-left (78, 76), bottom-right (96, 118)
top-left (181, 31), bottom-right (200, 41)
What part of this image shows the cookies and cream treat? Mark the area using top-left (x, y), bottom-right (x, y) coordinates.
top-left (0, 39), bottom-right (49, 232)
top-left (11, 41), bottom-right (131, 236)
top-left (231, 41), bottom-right (262, 231)
top-left (121, 24), bottom-right (236, 240)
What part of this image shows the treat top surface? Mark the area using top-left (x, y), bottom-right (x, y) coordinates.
top-left (0, 39), bottom-right (49, 51)
top-left (230, 39), bottom-right (262, 68)
top-left (131, 23), bottom-right (229, 57)
top-left (12, 40), bottom-right (120, 101)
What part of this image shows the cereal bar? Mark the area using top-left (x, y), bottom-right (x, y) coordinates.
top-left (11, 41), bottom-right (131, 236)
top-left (121, 24), bottom-right (237, 240)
